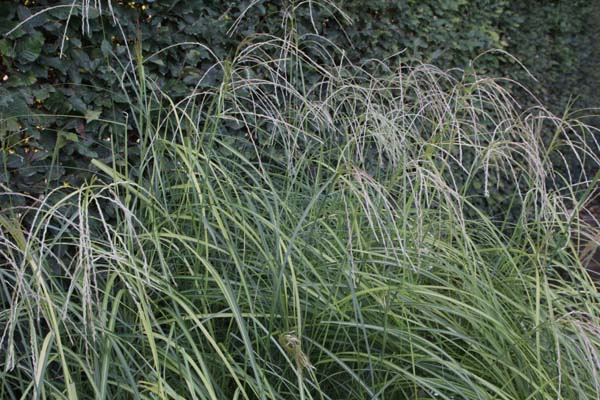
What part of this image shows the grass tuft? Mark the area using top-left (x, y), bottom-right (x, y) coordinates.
top-left (2, 3), bottom-right (600, 399)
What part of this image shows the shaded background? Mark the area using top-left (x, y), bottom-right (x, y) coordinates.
top-left (1, 0), bottom-right (598, 211)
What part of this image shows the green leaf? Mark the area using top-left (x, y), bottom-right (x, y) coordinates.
top-left (6, 118), bottom-right (19, 132)
top-left (149, 57), bottom-right (165, 67)
top-left (57, 130), bottom-right (79, 147)
top-left (33, 86), bottom-right (52, 102)
top-left (76, 143), bottom-right (98, 158)
top-left (39, 57), bottom-right (69, 74)
top-left (45, 91), bottom-right (70, 114)
top-left (71, 49), bottom-right (91, 69)
top-left (16, 31), bottom-right (44, 63)
top-left (84, 109), bottom-right (102, 123)
top-left (34, 332), bottom-right (55, 392)
top-left (69, 96), bottom-right (86, 112)
top-left (0, 39), bottom-right (15, 58)
top-left (100, 40), bottom-right (112, 57)
top-left (6, 154), bottom-right (24, 168)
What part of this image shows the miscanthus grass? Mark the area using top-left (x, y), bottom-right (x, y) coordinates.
top-left (2, 4), bottom-right (600, 399)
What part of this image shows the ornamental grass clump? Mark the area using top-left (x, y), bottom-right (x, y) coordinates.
top-left (1, 2), bottom-right (600, 399)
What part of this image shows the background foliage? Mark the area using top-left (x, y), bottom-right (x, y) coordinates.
top-left (0, 0), bottom-right (597, 213)
top-left (506, 0), bottom-right (600, 114)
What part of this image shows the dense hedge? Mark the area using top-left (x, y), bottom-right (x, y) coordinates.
top-left (0, 0), bottom-right (597, 210)
top-left (505, 0), bottom-right (600, 115)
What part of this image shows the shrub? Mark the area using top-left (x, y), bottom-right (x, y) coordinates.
top-left (0, 0), bottom-right (532, 205)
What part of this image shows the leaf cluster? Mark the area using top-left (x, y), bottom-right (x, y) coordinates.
top-left (0, 0), bottom-right (597, 220)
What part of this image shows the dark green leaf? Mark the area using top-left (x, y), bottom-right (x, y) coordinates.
top-left (16, 31), bottom-right (44, 63)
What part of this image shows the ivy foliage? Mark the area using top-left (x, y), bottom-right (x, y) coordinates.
top-left (0, 0), bottom-right (596, 209)
top-left (505, 0), bottom-right (600, 114)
